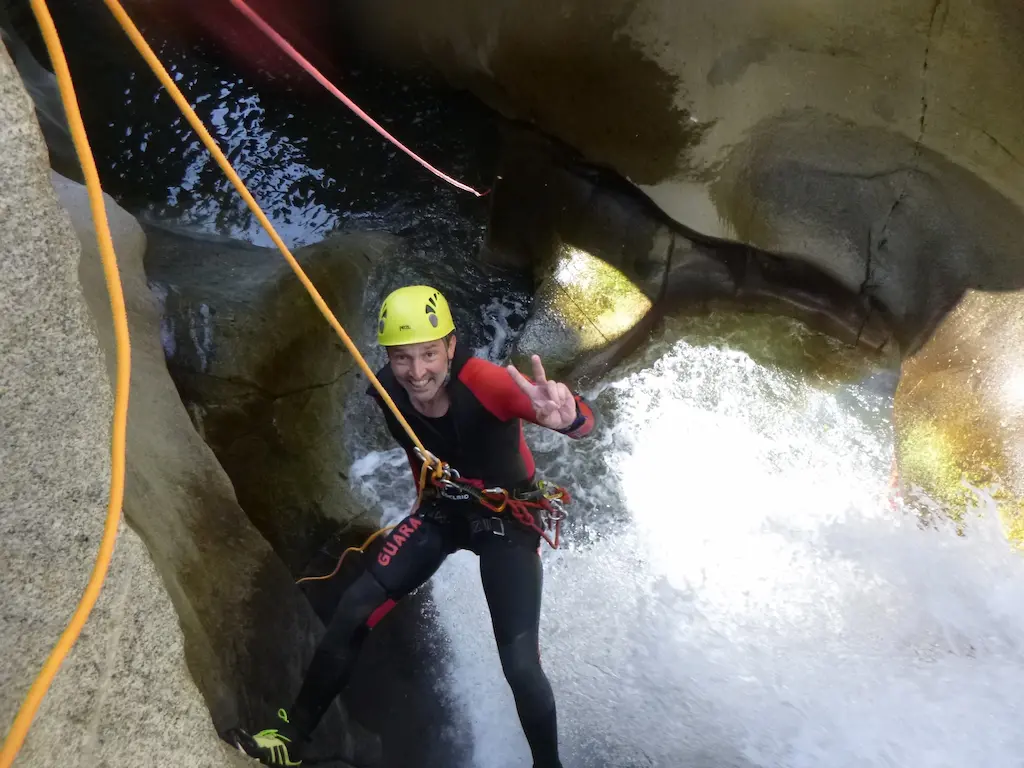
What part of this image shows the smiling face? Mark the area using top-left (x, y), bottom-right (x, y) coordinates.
top-left (386, 335), bottom-right (456, 405)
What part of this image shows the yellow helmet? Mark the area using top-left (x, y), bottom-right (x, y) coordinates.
top-left (377, 285), bottom-right (456, 346)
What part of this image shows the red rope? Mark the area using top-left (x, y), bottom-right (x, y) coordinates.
top-left (228, 0), bottom-right (487, 197)
top-left (457, 484), bottom-right (569, 550)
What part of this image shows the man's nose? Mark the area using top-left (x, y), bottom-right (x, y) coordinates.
top-left (411, 359), bottom-right (426, 379)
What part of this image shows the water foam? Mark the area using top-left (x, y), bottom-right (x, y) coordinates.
top-left (353, 326), bottom-right (1024, 768)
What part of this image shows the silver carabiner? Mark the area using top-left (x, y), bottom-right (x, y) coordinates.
top-left (545, 499), bottom-right (567, 522)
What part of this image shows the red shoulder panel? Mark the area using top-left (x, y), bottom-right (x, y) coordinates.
top-left (458, 356), bottom-right (536, 422)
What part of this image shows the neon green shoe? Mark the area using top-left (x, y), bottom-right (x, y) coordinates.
top-left (232, 709), bottom-right (303, 766)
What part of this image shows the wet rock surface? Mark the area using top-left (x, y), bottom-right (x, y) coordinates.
top-left (61, 177), bottom-right (379, 764)
top-left (145, 223), bottom-right (470, 766)
top-left (894, 289), bottom-right (1024, 538)
top-left (335, 0), bottom-right (1024, 355)
top-left (0, 45), bottom-right (248, 767)
top-left (142, 224), bottom-right (393, 572)
top-left (488, 131), bottom-right (890, 386)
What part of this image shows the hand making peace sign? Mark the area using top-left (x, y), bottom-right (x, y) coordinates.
top-left (506, 354), bottom-right (579, 431)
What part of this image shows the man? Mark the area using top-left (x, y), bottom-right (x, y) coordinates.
top-left (236, 285), bottom-right (595, 767)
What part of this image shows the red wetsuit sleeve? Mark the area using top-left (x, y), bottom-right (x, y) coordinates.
top-left (460, 357), bottom-right (596, 439)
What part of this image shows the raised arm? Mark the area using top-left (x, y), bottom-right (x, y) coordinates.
top-left (466, 354), bottom-right (595, 438)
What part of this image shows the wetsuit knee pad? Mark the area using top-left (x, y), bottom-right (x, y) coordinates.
top-left (322, 571), bottom-right (390, 651)
top-left (497, 632), bottom-right (555, 713)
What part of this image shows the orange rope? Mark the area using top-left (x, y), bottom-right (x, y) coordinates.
top-left (98, 0), bottom-right (437, 466)
top-left (301, 453), bottom-right (459, 585)
top-left (296, 525), bottom-right (395, 584)
top-left (1, 1), bottom-right (132, 764)
top-left (300, 452), bottom-right (458, 586)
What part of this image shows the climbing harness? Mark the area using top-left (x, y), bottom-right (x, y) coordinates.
top-left (3, 2), bottom-right (564, 762)
top-left (467, 482), bottom-right (570, 550)
top-left (413, 446), bottom-right (571, 549)
top-left (297, 459), bottom-right (571, 584)
top-left (228, 0), bottom-right (486, 198)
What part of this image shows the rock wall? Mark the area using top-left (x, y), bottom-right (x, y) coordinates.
top-left (140, 224), bottom-right (468, 767)
top-left (329, 0), bottom-right (1024, 524)
top-left (0, 15), bottom-right (480, 764)
top-left (894, 289), bottom-right (1024, 538)
top-left (0, 46), bottom-right (244, 768)
top-left (0, 3), bottom-right (78, 181)
top-left (488, 130), bottom-right (889, 384)
top-left (141, 224), bottom-right (394, 573)
top-left (335, 0), bottom-right (1024, 354)
top-left (58, 177), bottom-right (378, 763)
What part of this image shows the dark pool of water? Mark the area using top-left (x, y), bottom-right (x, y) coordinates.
top-left (25, 0), bottom-right (532, 354)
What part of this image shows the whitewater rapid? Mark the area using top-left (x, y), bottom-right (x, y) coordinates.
top-left (351, 315), bottom-right (1024, 768)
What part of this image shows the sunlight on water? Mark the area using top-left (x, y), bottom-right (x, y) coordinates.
top-left (352, 315), bottom-right (1024, 768)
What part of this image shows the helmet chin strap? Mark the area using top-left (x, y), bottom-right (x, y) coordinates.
top-left (441, 336), bottom-right (456, 388)
top-left (441, 353), bottom-right (453, 388)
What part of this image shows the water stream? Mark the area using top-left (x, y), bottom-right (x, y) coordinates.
top-left (352, 312), bottom-right (1024, 768)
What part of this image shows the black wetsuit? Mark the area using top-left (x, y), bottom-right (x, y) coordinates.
top-left (281, 345), bottom-right (595, 767)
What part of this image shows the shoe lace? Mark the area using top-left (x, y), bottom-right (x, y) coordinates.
top-left (250, 710), bottom-right (301, 765)
top-left (252, 727), bottom-right (289, 742)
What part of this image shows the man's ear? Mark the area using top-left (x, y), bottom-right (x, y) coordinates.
top-left (446, 334), bottom-right (457, 360)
